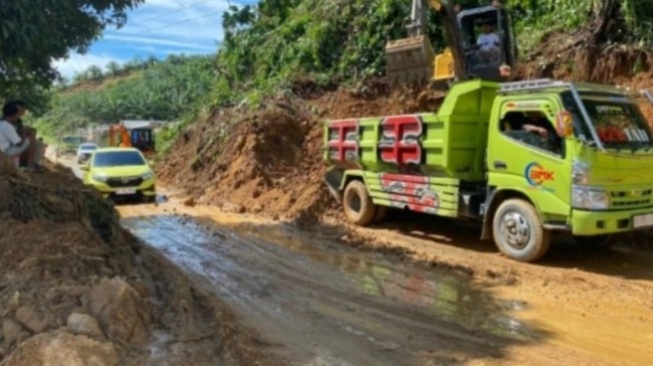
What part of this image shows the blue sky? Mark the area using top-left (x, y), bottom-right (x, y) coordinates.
top-left (53, 0), bottom-right (258, 79)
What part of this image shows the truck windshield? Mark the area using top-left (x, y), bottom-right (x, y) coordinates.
top-left (561, 91), bottom-right (653, 151)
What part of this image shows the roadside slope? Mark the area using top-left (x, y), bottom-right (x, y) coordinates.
top-left (0, 156), bottom-right (281, 365)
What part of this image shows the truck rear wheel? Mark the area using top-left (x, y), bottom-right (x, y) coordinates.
top-left (492, 199), bottom-right (551, 262)
top-left (343, 180), bottom-right (376, 226)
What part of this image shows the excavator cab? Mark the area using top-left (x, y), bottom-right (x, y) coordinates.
top-left (386, 0), bottom-right (518, 86)
top-left (456, 5), bottom-right (518, 81)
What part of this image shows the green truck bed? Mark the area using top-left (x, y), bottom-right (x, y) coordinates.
top-left (324, 79), bottom-right (499, 181)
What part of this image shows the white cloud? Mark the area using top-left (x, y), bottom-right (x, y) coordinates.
top-left (53, 53), bottom-right (125, 80)
top-left (102, 34), bottom-right (216, 51)
top-left (52, 0), bottom-right (251, 78)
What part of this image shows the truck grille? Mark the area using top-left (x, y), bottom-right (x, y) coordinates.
top-left (610, 188), bottom-right (653, 208)
top-left (106, 177), bottom-right (143, 188)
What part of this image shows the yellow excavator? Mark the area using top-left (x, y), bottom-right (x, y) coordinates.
top-left (385, 0), bottom-right (518, 87)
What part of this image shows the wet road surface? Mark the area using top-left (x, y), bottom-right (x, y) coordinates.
top-left (53, 154), bottom-right (653, 365)
top-left (122, 213), bottom-right (542, 366)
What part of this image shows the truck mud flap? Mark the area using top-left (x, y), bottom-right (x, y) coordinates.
top-left (324, 168), bottom-right (345, 204)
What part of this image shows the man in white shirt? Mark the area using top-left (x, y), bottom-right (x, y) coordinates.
top-left (0, 103), bottom-right (30, 159)
top-left (476, 21), bottom-right (500, 63)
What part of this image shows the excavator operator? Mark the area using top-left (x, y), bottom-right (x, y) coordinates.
top-left (476, 20), bottom-right (500, 63)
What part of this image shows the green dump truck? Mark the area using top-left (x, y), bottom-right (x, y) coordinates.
top-left (324, 79), bottom-right (653, 262)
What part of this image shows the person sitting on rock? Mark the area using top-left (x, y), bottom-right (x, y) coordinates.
top-left (6, 100), bottom-right (41, 170)
top-left (0, 103), bottom-right (31, 166)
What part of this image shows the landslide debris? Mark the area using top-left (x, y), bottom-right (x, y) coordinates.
top-left (157, 78), bottom-right (443, 225)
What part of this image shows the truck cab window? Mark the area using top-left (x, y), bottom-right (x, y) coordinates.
top-left (500, 110), bottom-right (562, 155)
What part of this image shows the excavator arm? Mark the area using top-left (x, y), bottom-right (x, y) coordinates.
top-left (427, 0), bottom-right (468, 81)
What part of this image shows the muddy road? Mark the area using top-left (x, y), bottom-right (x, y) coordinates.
top-left (116, 196), bottom-right (653, 366)
top-left (121, 209), bottom-right (529, 365)
top-left (57, 155), bottom-right (652, 365)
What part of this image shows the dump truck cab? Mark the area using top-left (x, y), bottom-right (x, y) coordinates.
top-left (485, 80), bottom-right (653, 249)
top-left (324, 79), bottom-right (653, 262)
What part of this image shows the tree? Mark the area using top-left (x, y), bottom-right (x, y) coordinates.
top-left (87, 66), bottom-right (104, 81)
top-left (106, 61), bottom-right (122, 77)
top-left (0, 0), bottom-right (143, 91)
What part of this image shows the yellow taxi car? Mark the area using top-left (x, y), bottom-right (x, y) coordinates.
top-left (81, 147), bottom-right (156, 202)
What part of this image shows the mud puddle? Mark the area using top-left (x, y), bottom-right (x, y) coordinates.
top-left (121, 212), bottom-right (545, 366)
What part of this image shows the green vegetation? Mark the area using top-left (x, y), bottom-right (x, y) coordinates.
top-left (32, 55), bottom-right (216, 139)
top-left (18, 0), bottom-right (653, 152)
top-left (0, 0), bottom-right (143, 92)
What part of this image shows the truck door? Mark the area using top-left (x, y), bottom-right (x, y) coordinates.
top-left (487, 98), bottom-right (571, 221)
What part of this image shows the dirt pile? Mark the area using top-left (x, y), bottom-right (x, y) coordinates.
top-left (518, 30), bottom-right (653, 85)
top-left (0, 157), bottom-right (277, 365)
top-left (157, 79), bottom-right (441, 224)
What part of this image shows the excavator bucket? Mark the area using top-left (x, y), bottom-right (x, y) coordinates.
top-left (385, 35), bottom-right (436, 86)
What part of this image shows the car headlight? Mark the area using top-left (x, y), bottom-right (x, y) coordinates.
top-left (141, 170), bottom-right (154, 180)
top-left (92, 173), bottom-right (108, 182)
top-left (572, 186), bottom-right (609, 210)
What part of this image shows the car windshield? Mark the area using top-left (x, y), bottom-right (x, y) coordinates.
top-left (93, 151), bottom-right (145, 167)
top-left (561, 91), bottom-right (653, 151)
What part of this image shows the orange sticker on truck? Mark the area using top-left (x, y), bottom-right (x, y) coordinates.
top-left (525, 162), bottom-right (554, 186)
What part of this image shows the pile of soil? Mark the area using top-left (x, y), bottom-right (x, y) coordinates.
top-left (0, 157), bottom-right (276, 365)
top-left (157, 78), bottom-right (443, 225)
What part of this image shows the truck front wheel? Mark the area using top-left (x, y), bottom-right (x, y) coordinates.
top-left (492, 199), bottom-right (551, 262)
top-left (343, 180), bottom-right (376, 226)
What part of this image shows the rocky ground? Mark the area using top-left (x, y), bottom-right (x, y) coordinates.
top-left (0, 156), bottom-right (280, 366)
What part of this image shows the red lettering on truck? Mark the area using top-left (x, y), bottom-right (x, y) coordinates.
top-left (378, 115), bottom-right (423, 165)
top-left (327, 119), bottom-right (360, 162)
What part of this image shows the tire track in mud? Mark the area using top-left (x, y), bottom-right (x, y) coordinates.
top-left (121, 214), bottom-right (549, 366)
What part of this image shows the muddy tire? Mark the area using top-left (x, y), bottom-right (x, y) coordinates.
top-left (492, 199), bottom-right (551, 262)
top-left (343, 180), bottom-right (376, 226)
top-left (373, 205), bottom-right (388, 224)
top-left (574, 235), bottom-right (614, 249)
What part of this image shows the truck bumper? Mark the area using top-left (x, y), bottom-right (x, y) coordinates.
top-left (571, 208), bottom-right (653, 235)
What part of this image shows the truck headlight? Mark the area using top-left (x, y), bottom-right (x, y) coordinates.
top-left (92, 173), bottom-right (108, 182)
top-left (572, 186), bottom-right (609, 210)
top-left (141, 170), bottom-right (154, 180)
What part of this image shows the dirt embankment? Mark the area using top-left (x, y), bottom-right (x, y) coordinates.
top-left (0, 157), bottom-right (278, 365)
top-left (156, 79), bottom-right (443, 225)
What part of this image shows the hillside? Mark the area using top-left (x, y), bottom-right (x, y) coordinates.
top-left (31, 54), bottom-right (216, 142)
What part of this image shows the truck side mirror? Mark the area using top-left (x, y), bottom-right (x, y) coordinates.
top-left (555, 111), bottom-right (574, 138)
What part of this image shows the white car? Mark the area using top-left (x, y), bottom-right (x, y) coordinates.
top-left (76, 143), bottom-right (98, 164)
